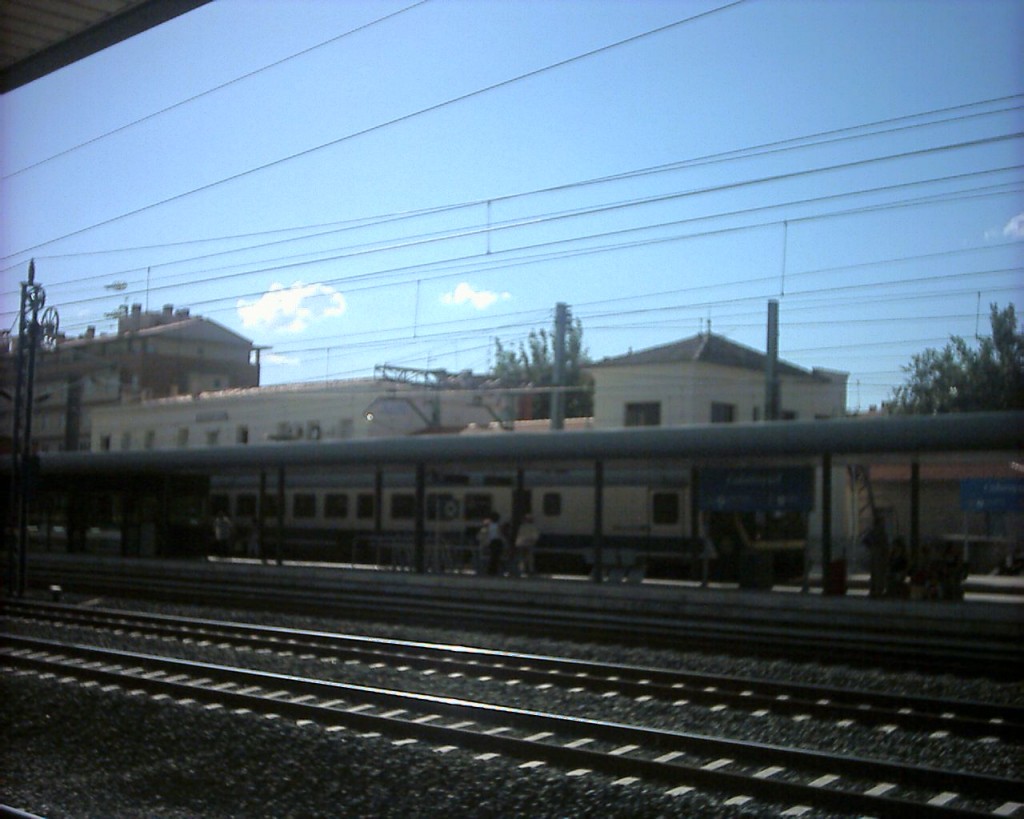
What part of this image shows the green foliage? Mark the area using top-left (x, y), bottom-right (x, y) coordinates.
top-left (890, 303), bottom-right (1024, 413)
top-left (491, 316), bottom-right (594, 419)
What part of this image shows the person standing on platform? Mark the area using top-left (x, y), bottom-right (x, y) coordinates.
top-left (514, 514), bottom-right (540, 576)
top-left (213, 513), bottom-right (233, 556)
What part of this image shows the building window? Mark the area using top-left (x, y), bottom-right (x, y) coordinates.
top-left (325, 493), bottom-right (349, 519)
top-left (624, 402), bottom-right (661, 427)
top-left (100, 434), bottom-right (112, 451)
top-left (206, 429), bottom-right (220, 446)
top-left (237, 425), bottom-right (249, 445)
top-left (293, 493), bottom-right (316, 519)
top-left (711, 402), bottom-right (735, 423)
top-left (177, 427), bottom-right (189, 447)
top-left (542, 492), bottom-right (562, 517)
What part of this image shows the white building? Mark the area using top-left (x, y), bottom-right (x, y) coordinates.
top-left (89, 379), bottom-right (509, 452)
top-left (586, 332), bottom-right (847, 428)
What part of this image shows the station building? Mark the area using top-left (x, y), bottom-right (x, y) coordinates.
top-left (586, 332), bottom-right (848, 428)
top-left (1, 304), bottom-right (258, 453)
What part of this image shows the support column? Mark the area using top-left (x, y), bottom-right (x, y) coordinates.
top-left (593, 460), bottom-right (604, 583)
top-left (414, 463), bottom-right (426, 573)
top-left (820, 453), bottom-right (832, 594)
top-left (276, 466), bottom-right (286, 566)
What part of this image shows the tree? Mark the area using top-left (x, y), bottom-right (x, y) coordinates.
top-left (491, 315), bottom-right (594, 419)
top-left (889, 303), bottom-right (1023, 413)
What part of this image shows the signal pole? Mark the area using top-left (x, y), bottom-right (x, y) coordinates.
top-left (551, 302), bottom-right (568, 431)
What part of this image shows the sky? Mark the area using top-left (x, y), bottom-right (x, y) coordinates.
top-left (2, 0), bottom-right (1022, 413)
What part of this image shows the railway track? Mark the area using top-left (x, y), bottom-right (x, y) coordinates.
top-left (3, 601), bottom-right (1022, 817)
top-left (3, 599), bottom-right (1021, 743)
top-left (2, 633), bottom-right (1021, 818)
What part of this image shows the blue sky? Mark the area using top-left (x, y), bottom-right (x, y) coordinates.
top-left (2, 0), bottom-right (1022, 412)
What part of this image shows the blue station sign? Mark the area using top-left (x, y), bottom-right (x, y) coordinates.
top-left (959, 478), bottom-right (1024, 512)
top-left (699, 467), bottom-right (815, 513)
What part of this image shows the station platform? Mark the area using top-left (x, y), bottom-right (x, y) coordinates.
top-left (21, 554), bottom-right (1024, 661)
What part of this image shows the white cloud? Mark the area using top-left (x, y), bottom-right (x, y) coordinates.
top-left (1002, 212), bottom-right (1024, 240)
top-left (237, 281), bottom-right (347, 333)
top-left (440, 282), bottom-right (511, 310)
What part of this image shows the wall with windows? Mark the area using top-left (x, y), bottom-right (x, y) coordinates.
top-left (88, 381), bottom-right (505, 451)
top-left (590, 361), bottom-right (846, 428)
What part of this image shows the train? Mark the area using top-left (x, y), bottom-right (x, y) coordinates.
top-left (201, 463), bottom-right (829, 582)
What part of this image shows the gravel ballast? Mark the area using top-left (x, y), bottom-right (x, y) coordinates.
top-left (3, 596), bottom-right (1021, 818)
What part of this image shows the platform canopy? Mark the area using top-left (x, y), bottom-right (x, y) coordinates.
top-left (1, 0), bottom-right (211, 92)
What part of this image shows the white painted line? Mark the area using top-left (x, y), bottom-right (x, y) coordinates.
top-left (612, 777), bottom-right (639, 786)
top-left (347, 703), bottom-right (375, 714)
top-left (701, 758), bottom-right (733, 771)
top-left (928, 792), bottom-right (958, 807)
top-left (564, 738), bottom-right (594, 749)
top-left (475, 753), bottom-right (500, 761)
top-left (780, 806), bottom-right (812, 816)
top-left (654, 751), bottom-right (684, 763)
top-left (523, 732), bottom-right (554, 742)
top-left (724, 796), bottom-right (752, 806)
top-left (808, 774), bottom-right (839, 788)
top-left (519, 760), bottom-right (545, 769)
top-left (567, 769), bottom-right (591, 778)
top-left (379, 709), bottom-right (407, 719)
top-left (610, 744), bottom-right (640, 757)
top-left (754, 766), bottom-right (785, 779)
top-left (413, 714), bottom-right (442, 724)
top-left (994, 801), bottom-right (1023, 816)
top-left (392, 738), bottom-right (417, 747)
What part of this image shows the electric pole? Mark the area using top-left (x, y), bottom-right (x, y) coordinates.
top-left (8, 260), bottom-right (59, 597)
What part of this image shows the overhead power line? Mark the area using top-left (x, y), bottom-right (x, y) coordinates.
top-left (4, 0), bottom-right (752, 258)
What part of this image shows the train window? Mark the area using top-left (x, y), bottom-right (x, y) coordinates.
top-left (356, 493), bottom-right (375, 520)
top-left (651, 492), bottom-right (680, 525)
top-left (325, 493), bottom-right (348, 519)
top-left (427, 493), bottom-right (460, 521)
top-left (293, 493), bottom-right (316, 519)
top-left (210, 493), bottom-right (230, 516)
top-left (236, 494), bottom-right (257, 517)
top-left (261, 494), bottom-right (279, 518)
top-left (542, 492), bottom-right (562, 517)
top-left (464, 493), bottom-right (492, 520)
top-left (391, 493), bottom-right (415, 520)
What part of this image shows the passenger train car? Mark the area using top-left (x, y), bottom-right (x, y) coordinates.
top-left (205, 463), bottom-right (834, 581)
